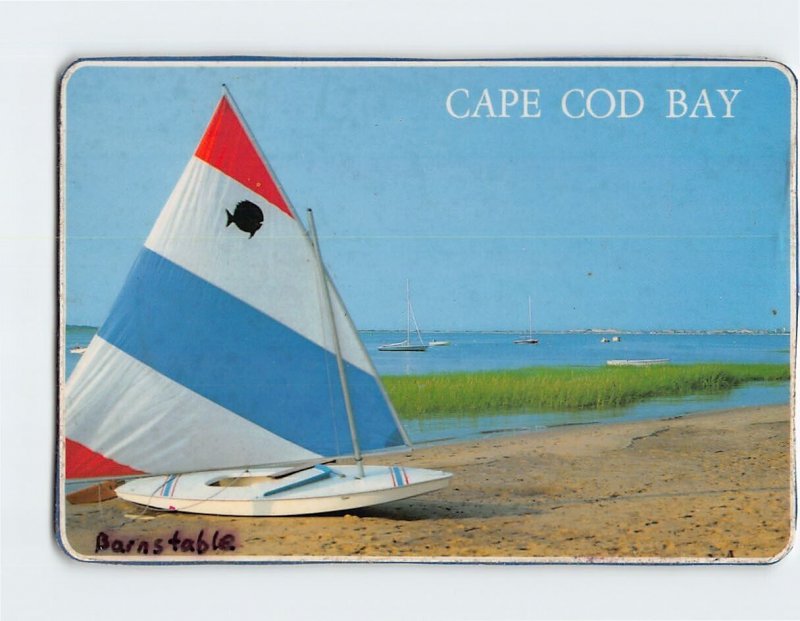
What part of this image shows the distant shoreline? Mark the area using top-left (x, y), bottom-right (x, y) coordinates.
top-left (364, 329), bottom-right (790, 336)
top-left (67, 325), bottom-right (790, 336)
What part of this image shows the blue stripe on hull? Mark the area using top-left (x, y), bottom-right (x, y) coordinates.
top-left (98, 248), bottom-right (403, 456)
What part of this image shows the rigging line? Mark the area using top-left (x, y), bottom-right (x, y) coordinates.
top-left (114, 471), bottom-right (252, 528)
top-left (308, 209), bottom-right (364, 478)
top-left (409, 298), bottom-right (425, 345)
top-left (110, 476), bottom-right (171, 529)
top-left (158, 471), bottom-right (253, 513)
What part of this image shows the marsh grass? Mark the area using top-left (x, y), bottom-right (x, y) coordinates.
top-left (382, 363), bottom-right (789, 419)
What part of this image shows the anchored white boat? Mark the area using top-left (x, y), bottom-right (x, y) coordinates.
top-left (64, 89), bottom-right (450, 516)
top-left (514, 296), bottom-right (539, 345)
top-left (379, 280), bottom-right (428, 352)
top-left (606, 358), bottom-right (669, 366)
top-left (428, 339), bottom-right (450, 347)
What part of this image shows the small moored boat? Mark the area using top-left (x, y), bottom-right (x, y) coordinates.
top-left (606, 358), bottom-right (670, 367)
top-left (379, 280), bottom-right (428, 352)
top-left (514, 296), bottom-right (539, 345)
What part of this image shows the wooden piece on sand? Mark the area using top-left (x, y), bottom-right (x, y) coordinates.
top-left (66, 480), bottom-right (120, 504)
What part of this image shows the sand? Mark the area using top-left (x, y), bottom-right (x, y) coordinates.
top-left (60, 404), bottom-right (794, 562)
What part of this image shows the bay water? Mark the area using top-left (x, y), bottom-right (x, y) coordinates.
top-left (64, 327), bottom-right (791, 444)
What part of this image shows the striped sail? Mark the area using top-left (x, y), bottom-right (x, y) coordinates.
top-left (65, 94), bottom-right (407, 480)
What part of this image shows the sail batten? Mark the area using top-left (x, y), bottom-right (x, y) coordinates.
top-left (65, 93), bottom-right (408, 480)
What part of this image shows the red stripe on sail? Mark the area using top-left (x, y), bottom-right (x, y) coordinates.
top-left (65, 438), bottom-right (144, 479)
top-left (195, 96), bottom-right (293, 218)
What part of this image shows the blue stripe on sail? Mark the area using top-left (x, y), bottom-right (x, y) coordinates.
top-left (98, 248), bottom-right (404, 457)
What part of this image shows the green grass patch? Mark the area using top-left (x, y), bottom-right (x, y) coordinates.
top-left (382, 363), bottom-right (789, 419)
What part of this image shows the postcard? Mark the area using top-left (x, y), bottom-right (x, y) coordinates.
top-left (58, 58), bottom-right (795, 563)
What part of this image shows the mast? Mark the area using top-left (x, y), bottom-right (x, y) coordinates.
top-left (307, 209), bottom-right (365, 479)
top-left (406, 279), bottom-right (411, 344)
top-left (528, 296), bottom-right (532, 338)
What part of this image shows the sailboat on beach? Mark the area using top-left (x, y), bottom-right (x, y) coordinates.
top-left (378, 280), bottom-right (428, 352)
top-left (63, 90), bottom-right (451, 516)
top-left (514, 296), bottom-right (539, 345)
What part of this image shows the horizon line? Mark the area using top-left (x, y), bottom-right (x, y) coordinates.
top-left (66, 324), bottom-right (790, 335)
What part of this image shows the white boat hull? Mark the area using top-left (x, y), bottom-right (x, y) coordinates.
top-left (606, 358), bottom-right (669, 366)
top-left (378, 342), bottom-right (428, 352)
top-left (116, 464), bottom-right (451, 516)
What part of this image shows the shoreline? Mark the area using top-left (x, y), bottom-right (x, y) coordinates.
top-left (61, 403), bottom-right (793, 562)
top-left (409, 401), bottom-right (756, 442)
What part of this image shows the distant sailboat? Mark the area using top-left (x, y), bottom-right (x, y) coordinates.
top-left (64, 90), bottom-right (450, 516)
top-left (514, 296), bottom-right (539, 345)
top-left (379, 280), bottom-right (429, 352)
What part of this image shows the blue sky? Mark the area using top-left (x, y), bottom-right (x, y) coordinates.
top-left (64, 61), bottom-right (793, 331)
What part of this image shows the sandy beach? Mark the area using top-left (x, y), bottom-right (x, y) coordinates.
top-left (61, 404), bottom-right (793, 562)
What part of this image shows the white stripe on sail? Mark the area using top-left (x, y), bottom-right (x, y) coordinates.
top-left (66, 336), bottom-right (320, 474)
top-left (144, 157), bottom-right (375, 376)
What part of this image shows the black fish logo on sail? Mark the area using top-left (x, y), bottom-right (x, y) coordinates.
top-left (226, 200), bottom-right (264, 238)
